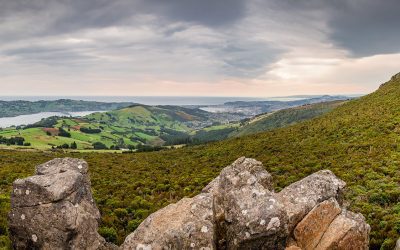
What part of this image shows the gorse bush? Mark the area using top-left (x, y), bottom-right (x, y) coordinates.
top-left (1, 76), bottom-right (400, 248)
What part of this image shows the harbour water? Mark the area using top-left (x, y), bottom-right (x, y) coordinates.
top-left (0, 111), bottom-right (102, 128)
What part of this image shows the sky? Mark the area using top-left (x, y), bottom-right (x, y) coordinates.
top-left (0, 0), bottom-right (399, 97)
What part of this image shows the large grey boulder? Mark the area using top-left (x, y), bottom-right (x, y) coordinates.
top-left (276, 170), bottom-right (346, 231)
top-left (122, 157), bottom-right (369, 250)
top-left (122, 193), bottom-right (216, 250)
top-left (214, 157), bottom-right (289, 249)
top-left (8, 158), bottom-right (113, 250)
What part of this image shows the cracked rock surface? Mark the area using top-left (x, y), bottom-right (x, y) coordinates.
top-left (9, 157), bottom-right (370, 250)
top-left (8, 158), bottom-right (115, 250)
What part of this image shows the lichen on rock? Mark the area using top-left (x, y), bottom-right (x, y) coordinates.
top-left (8, 158), bottom-right (115, 250)
top-left (9, 157), bottom-right (370, 250)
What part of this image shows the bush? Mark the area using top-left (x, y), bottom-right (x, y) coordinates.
top-left (58, 127), bottom-right (71, 138)
top-left (80, 127), bottom-right (102, 134)
top-left (98, 227), bottom-right (117, 243)
top-left (127, 219), bottom-right (142, 232)
top-left (92, 142), bottom-right (108, 150)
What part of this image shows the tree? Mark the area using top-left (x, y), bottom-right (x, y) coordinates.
top-left (58, 127), bottom-right (71, 138)
top-left (70, 141), bottom-right (77, 149)
top-left (92, 142), bottom-right (108, 150)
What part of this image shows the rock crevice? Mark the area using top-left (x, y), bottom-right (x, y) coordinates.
top-left (9, 157), bottom-right (370, 250)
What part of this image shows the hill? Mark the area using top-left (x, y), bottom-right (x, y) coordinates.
top-left (0, 99), bottom-right (134, 118)
top-left (203, 95), bottom-right (351, 116)
top-left (231, 100), bottom-right (347, 137)
top-left (0, 74), bottom-right (400, 248)
top-left (0, 101), bottom-right (340, 150)
top-left (0, 105), bottom-right (218, 150)
top-left (191, 100), bottom-right (346, 143)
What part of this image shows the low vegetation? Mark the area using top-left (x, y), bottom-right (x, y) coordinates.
top-left (0, 100), bottom-right (345, 151)
top-left (1, 76), bottom-right (400, 249)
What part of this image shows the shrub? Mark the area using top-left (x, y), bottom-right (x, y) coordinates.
top-left (98, 227), bottom-right (117, 243)
top-left (92, 142), bottom-right (108, 150)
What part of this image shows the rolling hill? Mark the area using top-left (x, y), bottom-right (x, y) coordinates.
top-left (231, 100), bottom-right (347, 137)
top-left (0, 74), bottom-right (399, 248)
top-left (0, 105), bottom-right (217, 150)
top-left (190, 100), bottom-right (347, 143)
top-left (0, 101), bottom-right (342, 150)
top-left (0, 99), bottom-right (134, 118)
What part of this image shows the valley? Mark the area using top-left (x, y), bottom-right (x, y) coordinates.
top-left (0, 98), bottom-right (348, 151)
top-left (1, 74), bottom-right (400, 248)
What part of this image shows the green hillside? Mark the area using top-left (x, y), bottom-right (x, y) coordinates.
top-left (191, 100), bottom-right (346, 143)
top-left (1, 74), bottom-right (400, 248)
top-left (231, 100), bottom-right (346, 137)
top-left (0, 105), bottom-right (214, 150)
top-left (0, 101), bottom-right (346, 150)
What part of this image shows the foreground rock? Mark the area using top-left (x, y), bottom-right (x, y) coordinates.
top-left (123, 157), bottom-right (369, 250)
top-left (9, 157), bottom-right (370, 249)
top-left (293, 198), bottom-right (342, 249)
top-left (293, 198), bottom-right (369, 250)
top-left (214, 158), bottom-right (288, 249)
top-left (8, 158), bottom-right (114, 250)
top-left (276, 170), bottom-right (346, 231)
top-left (122, 193), bottom-right (215, 249)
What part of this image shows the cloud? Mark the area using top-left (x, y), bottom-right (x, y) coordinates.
top-left (137, 0), bottom-right (246, 27)
top-left (270, 0), bottom-right (400, 56)
top-left (0, 0), bottom-right (399, 96)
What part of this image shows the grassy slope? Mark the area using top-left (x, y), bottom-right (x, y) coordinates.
top-left (0, 105), bottom-right (209, 150)
top-left (1, 76), bottom-right (400, 248)
top-left (191, 100), bottom-right (346, 143)
top-left (231, 100), bottom-right (346, 137)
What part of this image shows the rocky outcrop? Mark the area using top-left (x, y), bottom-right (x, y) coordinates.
top-left (122, 193), bottom-right (215, 249)
top-left (293, 198), bottom-right (370, 250)
top-left (8, 158), bottom-right (115, 250)
top-left (293, 198), bottom-right (342, 249)
top-left (9, 157), bottom-right (370, 250)
top-left (276, 170), bottom-right (346, 231)
top-left (213, 158), bottom-right (288, 249)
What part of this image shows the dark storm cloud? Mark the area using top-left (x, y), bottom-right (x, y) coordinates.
top-left (0, 0), bottom-right (245, 40)
top-left (328, 0), bottom-right (400, 56)
top-left (219, 42), bottom-right (282, 78)
top-left (1, 0), bottom-right (399, 90)
top-left (139, 0), bottom-right (246, 27)
top-left (271, 0), bottom-right (400, 56)
top-left (0, 0), bottom-right (265, 79)
top-left (0, 0), bottom-right (141, 39)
